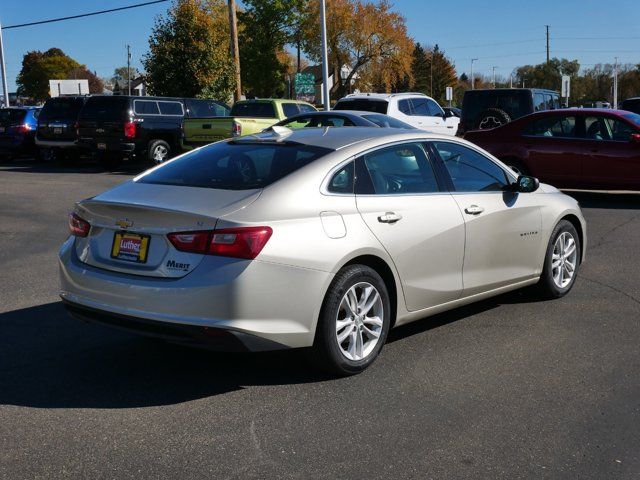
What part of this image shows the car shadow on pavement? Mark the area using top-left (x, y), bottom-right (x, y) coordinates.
top-left (564, 190), bottom-right (640, 210)
top-left (0, 301), bottom-right (328, 409)
top-left (0, 157), bottom-right (144, 175)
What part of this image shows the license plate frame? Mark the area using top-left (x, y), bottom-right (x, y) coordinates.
top-left (110, 231), bottom-right (151, 263)
top-left (53, 127), bottom-right (63, 135)
top-left (0, 127), bottom-right (5, 133)
top-left (97, 143), bottom-right (107, 150)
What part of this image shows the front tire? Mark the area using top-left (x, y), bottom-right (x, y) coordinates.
top-left (537, 220), bottom-right (581, 298)
top-left (310, 265), bottom-right (391, 376)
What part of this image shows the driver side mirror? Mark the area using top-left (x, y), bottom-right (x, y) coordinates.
top-left (630, 133), bottom-right (640, 144)
top-left (515, 175), bottom-right (539, 193)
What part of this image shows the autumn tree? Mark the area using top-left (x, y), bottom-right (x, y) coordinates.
top-left (16, 48), bottom-right (102, 101)
top-left (301, 0), bottom-right (413, 98)
top-left (143, 0), bottom-right (235, 100)
top-left (425, 45), bottom-right (456, 104)
top-left (238, 0), bottom-right (304, 97)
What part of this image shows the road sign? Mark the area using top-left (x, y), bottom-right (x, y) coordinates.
top-left (49, 79), bottom-right (89, 97)
top-left (561, 75), bottom-right (570, 98)
top-left (445, 86), bottom-right (453, 101)
top-left (294, 73), bottom-right (315, 95)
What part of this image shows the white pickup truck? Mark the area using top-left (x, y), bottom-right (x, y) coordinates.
top-left (333, 92), bottom-right (459, 135)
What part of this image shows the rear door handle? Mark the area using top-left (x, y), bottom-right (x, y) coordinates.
top-left (464, 205), bottom-right (485, 215)
top-left (377, 212), bottom-right (403, 223)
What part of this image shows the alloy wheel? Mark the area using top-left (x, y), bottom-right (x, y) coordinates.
top-left (552, 232), bottom-right (577, 288)
top-left (153, 145), bottom-right (168, 164)
top-left (335, 282), bottom-right (384, 361)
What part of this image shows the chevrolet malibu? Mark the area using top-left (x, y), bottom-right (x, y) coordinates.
top-left (59, 127), bottom-right (586, 375)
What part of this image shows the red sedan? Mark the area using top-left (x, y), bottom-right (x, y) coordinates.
top-left (464, 109), bottom-right (640, 190)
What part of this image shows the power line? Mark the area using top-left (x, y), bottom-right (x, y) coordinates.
top-left (2, 0), bottom-right (169, 30)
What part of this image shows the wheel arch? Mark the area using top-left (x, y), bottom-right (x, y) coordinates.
top-left (560, 213), bottom-right (585, 263)
top-left (340, 254), bottom-right (400, 328)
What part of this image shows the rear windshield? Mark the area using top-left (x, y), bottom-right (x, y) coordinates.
top-left (40, 97), bottom-right (85, 121)
top-left (333, 99), bottom-right (389, 114)
top-left (361, 114), bottom-right (413, 129)
top-left (0, 109), bottom-right (27, 124)
top-left (230, 102), bottom-right (276, 118)
top-left (186, 99), bottom-right (229, 117)
top-left (80, 96), bottom-right (127, 119)
top-left (462, 91), bottom-right (530, 120)
top-left (138, 141), bottom-right (332, 190)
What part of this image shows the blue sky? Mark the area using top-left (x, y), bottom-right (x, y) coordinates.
top-left (1, 0), bottom-right (639, 92)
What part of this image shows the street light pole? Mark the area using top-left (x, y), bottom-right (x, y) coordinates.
top-left (126, 44), bottom-right (132, 96)
top-left (471, 58), bottom-right (477, 90)
top-left (319, 0), bottom-right (330, 111)
top-left (228, 0), bottom-right (242, 102)
top-left (613, 56), bottom-right (618, 109)
top-left (0, 20), bottom-right (9, 106)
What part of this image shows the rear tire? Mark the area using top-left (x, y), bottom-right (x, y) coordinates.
top-left (148, 139), bottom-right (171, 165)
top-left (537, 220), bottom-right (581, 299)
top-left (309, 265), bottom-right (391, 376)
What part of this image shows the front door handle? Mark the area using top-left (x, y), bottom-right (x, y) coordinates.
top-left (464, 205), bottom-right (485, 215)
top-left (377, 212), bottom-right (403, 223)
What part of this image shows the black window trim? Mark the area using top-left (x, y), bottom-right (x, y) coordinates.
top-left (427, 139), bottom-right (517, 194)
top-left (521, 113), bottom-right (581, 141)
top-left (133, 99), bottom-right (184, 117)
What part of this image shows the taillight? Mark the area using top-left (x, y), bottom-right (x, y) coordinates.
top-left (167, 231), bottom-right (210, 254)
top-left (167, 226), bottom-right (272, 259)
top-left (69, 213), bottom-right (90, 237)
top-left (17, 124), bottom-right (31, 133)
top-left (124, 121), bottom-right (136, 139)
top-left (209, 227), bottom-right (272, 259)
top-left (231, 121), bottom-right (242, 137)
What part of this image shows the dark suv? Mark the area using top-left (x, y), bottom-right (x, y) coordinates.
top-left (621, 98), bottom-right (640, 114)
top-left (77, 96), bottom-right (229, 166)
top-left (36, 96), bottom-right (88, 161)
top-left (460, 88), bottom-right (561, 134)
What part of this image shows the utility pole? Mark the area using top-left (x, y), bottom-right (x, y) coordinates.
top-left (228, 0), bottom-right (242, 102)
top-left (0, 20), bottom-right (9, 107)
top-left (545, 25), bottom-right (550, 64)
top-left (492, 66), bottom-right (497, 88)
top-left (471, 58), bottom-right (478, 90)
top-left (319, 0), bottom-right (330, 111)
top-left (126, 44), bottom-right (132, 96)
top-left (613, 56), bottom-right (618, 109)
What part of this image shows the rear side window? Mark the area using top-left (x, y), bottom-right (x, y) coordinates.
top-left (138, 141), bottom-right (332, 190)
top-left (134, 100), bottom-right (160, 115)
top-left (358, 143), bottom-right (439, 194)
top-left (230, 102), bottom-right (276, 118)
top-left (533, 93), bottom-right (545, 112)
top-left (328, 162), bottom-right (354, 194)
top-left (281, 103), bottom-right (300, 117)
top-left (433, 141), bottom-right (509, 192)
top-left (39, 97), bottom-right (85, 121)
top-left (186, 99), bottom-right (229, 117)
top-left (158, 101), bottom-right (184, 116)
top-left (0, 109), bottom-right (27, 124)
top-left (333, 99), bottom-right (388, 114)
top-left (81, 96), bottom-right (127, 119)
top-left (523, 115), bottom-right (577, 138)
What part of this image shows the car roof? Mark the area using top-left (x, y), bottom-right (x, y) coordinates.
top-left (337, 92), bottom-right (435, 101)
top-left (237, 126), bottom-right (452, 151)
top-left (527, 108), bottom-right (631, 116)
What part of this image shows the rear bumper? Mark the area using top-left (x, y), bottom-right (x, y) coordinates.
top-left (35, 136), bottom-right (82, 149)
top-left (59, 236), bottom-right (332, 351)
top-left (78, 139), bottom-right (137, 155)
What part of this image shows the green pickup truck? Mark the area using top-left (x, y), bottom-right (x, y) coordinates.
top-left (181, 99), bottom-right (316, 149)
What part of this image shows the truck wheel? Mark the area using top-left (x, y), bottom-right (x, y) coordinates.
top-left (477, 108), bottom-right (511, 130)
top-left (148, 140), bottom-right (171, 165)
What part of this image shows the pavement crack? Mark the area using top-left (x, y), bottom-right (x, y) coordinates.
top-left (590, 212), bottom-right (640, 250)
top-left (581, 275), bottom-right (640, 307)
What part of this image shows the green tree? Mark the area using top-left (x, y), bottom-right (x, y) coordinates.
top-left (239, 0), bottom-right (304, 97)
top-left (427, 45), bottom-right (457, 104)
top-left (16, 48), bottom-right (83, 101)
top-left (111, 66), bottom-right (140, 84)
top-left (143, 0), bottom-right (235, 100)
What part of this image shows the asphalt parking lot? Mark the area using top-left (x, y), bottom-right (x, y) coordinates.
top-left (1, 157), bottom-right (639, 479)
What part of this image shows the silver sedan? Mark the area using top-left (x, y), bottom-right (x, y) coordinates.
top-left (59, 127), bottom-right (586, 375)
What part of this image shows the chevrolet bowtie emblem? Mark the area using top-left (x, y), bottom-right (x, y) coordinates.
top-left (115, 218), bottom-right (133, 228)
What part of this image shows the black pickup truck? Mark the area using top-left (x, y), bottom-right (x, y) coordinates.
top-left (77, 95), bottom-right (229, 167)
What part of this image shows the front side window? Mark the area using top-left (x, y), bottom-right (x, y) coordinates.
top-left (357, 143), bottom-right (439, 195)
top-left (533, 93), bottom-right (545, 112)
top-left (408, 98), bottom-right (430, 116)
top-left (426, 99), bottom-right (444, 116)
top-left (524, 115), bottom-right (576, 138)
top-left (282, 103), bottom-right (300, 118)
top-left (279, 115), bottom-right (354, 129)
top-left (433, 141), bottom-right (509, 192)
top-left (603, 117), bottom-right (636, 141)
